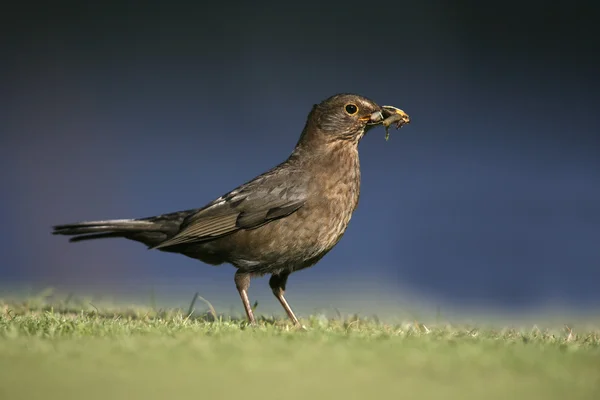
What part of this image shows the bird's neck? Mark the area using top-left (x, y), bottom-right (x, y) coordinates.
top-left (287, 115), bottom-right (362, 206)
top-left (290, 117), bottom-right (364, 159)
top-left (290, 138), bottom-right (360, 169)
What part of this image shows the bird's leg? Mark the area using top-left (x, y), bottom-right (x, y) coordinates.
top-left (269, 273), bottom-right (301, 327)
top-left (234, 271), bottom-right (256, 325)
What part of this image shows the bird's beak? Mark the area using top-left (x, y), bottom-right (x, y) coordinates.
top-left (382, 105), bottom-right (410, 124)
top-left (361, 105), bottom-right (410, 139)
top-left (366, 105), bottom-right (410, 126)
top-left (361, 106), bottom-right (410, 128)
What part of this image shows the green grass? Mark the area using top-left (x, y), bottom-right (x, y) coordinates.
top-left (1, 299), bottom-right (599, 400)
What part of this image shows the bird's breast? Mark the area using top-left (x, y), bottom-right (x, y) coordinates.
top-left (207, 145), bottom-right (362, 274)
top-left (286, 144), bottom-right (361, 264)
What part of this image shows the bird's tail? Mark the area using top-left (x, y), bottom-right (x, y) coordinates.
top-left (51, 209), bottom-right (195, 248)
top-left (52, 219), bottom-right (162, 241)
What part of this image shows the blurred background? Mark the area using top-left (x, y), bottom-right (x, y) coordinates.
top-left (1, 1), bottom-right (599, 319)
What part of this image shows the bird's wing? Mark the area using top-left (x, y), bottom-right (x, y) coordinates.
top-left (152, 167), bottom-right (307, 249)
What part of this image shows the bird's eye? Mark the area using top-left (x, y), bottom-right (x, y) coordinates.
top-left (345, 104), bottom-right (358, 115)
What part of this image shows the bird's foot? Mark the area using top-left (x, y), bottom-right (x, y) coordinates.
top-left (291, 322), bottom-right (308, 332)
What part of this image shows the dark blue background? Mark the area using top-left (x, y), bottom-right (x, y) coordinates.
top-left (1, 2), bottom-right (599, 316)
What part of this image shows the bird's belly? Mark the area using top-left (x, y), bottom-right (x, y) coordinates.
top-left (202, 204), bottom-right (353, 275)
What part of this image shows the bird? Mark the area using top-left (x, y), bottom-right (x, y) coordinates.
top-left (52, 93), bottom-right (410, 327)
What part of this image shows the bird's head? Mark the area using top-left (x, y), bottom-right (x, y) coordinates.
top-left (304, 93), bottom-right (410, 145)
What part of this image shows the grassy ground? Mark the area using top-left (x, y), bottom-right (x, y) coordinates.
top-left (1, 298), bottom-right (599, 400)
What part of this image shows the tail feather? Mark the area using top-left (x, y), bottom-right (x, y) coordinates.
top-left (68, 232), bottom-right (130, 243)
top-left (52, 218), bottom-right (175, 248)
top-left (53, 219), bottom-right (160, 236)
top-left (53, 210), bottom-right (195, 248)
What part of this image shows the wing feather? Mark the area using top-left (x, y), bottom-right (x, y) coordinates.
top-left (152, 166), bottom-right (307, 249)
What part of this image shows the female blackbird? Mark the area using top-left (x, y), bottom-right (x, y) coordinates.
top-left (53, 93), bottom-right (410, 326)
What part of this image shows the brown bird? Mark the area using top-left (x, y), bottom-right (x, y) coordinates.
top-left (52, 93), bottom-right (410, 326)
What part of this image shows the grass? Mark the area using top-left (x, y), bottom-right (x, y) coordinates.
top-left (1, 297), bottom-right (599, 400)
